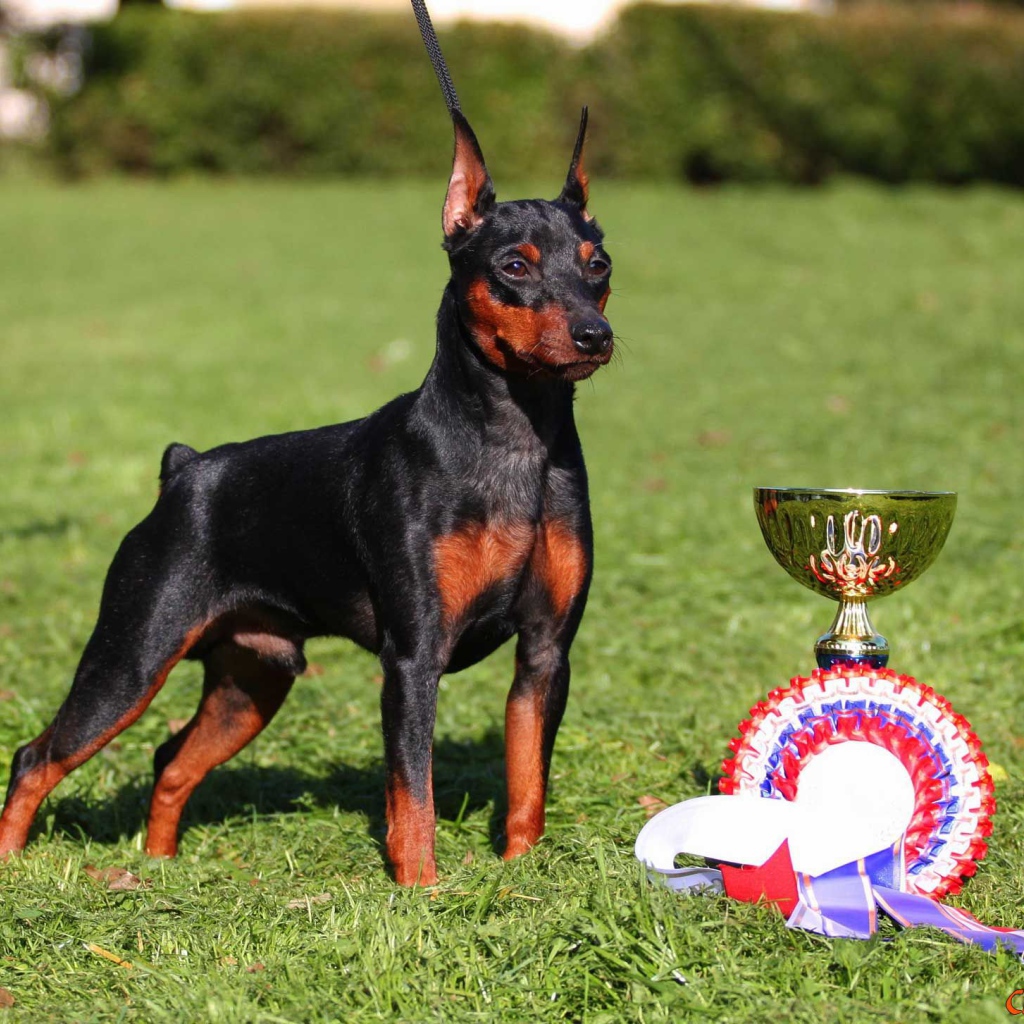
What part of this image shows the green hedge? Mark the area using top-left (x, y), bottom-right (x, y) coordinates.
top-left (48, 10), bottom-right (574, 180)
top-left (43, 3), bottom-right (1024, 185)
top-left (590, 4), bottom-right (1024, 185)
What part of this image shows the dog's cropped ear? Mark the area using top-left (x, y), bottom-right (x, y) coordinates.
top-left (443, 111), bottom-right (495, 241)
top-left (556, 107), bottom-right (590, 218)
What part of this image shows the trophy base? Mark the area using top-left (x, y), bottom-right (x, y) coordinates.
top-left (815, 636), bottom-right (889, 670)
top-left (816, 650), bottom-right (889, 670)
top-left (815, 599), bottom-right (889, 669)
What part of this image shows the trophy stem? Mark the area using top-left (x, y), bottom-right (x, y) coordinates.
top-left (815, 598), bottom-right (889, 669)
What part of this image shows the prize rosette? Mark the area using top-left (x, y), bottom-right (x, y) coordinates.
top-left (718, 664), bottom-right (995, 899)
top-left (634, 489), bottom-right (1017, 954)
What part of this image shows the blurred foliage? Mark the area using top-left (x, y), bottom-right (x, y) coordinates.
top-left (38, 3), bottom-right (1024, 185)
top-left (590, 3), bottom-right (1024, 185)
top-left (45, 9), bottom-right (570, 180)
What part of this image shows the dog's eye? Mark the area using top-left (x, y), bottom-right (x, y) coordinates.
top-left (501, 259), bottom-right (529, 279)
top-left (586, 257), bottom-right (610, 276)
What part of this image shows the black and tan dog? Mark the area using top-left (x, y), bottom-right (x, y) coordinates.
top-left (0, 109), bottom-right (613, 885)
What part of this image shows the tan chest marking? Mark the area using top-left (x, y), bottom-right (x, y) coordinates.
top-left (434, 521), bottom-right (536, 623)
top-left (531, 521), bottom-right (588, 618)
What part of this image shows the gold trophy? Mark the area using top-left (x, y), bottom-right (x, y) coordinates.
top-left (754, 489), bottom-right (957, 668)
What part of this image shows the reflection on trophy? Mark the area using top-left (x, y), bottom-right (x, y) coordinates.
top-left (754, 488), bottom-right (957, 667)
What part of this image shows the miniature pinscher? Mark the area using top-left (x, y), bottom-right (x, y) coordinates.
top-left (0, 109), bottom-right (613, 885)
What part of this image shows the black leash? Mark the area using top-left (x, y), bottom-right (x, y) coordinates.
top-left (410, 0), bottom-right (461, 115)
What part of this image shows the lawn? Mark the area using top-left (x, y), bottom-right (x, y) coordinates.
top-left (0, 176), bottom-right (1023, 1023)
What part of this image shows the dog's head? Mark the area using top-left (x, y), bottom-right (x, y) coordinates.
top-left (442, 110), bottom-right (613, 383)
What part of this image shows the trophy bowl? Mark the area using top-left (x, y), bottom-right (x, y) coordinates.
top-left (754, 488), bottom-right (957, 667)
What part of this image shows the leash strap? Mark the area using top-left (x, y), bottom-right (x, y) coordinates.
top-left (410, 0), bottom-right (461, 114)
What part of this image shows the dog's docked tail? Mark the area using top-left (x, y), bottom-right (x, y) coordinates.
top-left (159, 442), bottom-right (199, 486)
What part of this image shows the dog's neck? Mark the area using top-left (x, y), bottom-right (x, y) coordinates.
top-left (418, 281), bottom-right (576, 452)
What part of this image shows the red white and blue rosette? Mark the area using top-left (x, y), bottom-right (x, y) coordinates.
top-left (635, 665), bottom-right (1020, 953)
top-left (718, 665), bottom-right (995, 899)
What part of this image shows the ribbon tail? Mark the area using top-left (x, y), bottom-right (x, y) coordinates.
top-left (874, 887), bottom-right (1024, 957)
top-left (653, 867), bottom-right (724, 894)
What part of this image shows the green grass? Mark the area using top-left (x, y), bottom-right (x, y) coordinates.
top-left (1, 177), bottom-right (1023, 1022)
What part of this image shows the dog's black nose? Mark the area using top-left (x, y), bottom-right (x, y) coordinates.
top-left (570, 319), bottom-right (613, 356)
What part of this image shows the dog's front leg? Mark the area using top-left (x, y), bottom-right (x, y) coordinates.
top-left (504, 519), bottom-right (591, 860)
top-left (380, 639), bottom-right (441, 886)
top-left (503, 632), bottom-right (572, 860)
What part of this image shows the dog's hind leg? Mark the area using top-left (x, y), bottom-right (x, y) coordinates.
top-left (0, 621), bottom-right (209, 855)
top-left (0, 523), bottom-right (213, 857)
top-left (145, 642), bottom-right (294, 858)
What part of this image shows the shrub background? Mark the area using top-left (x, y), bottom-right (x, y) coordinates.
top-left (34, 3), bottom-right (1024, 184)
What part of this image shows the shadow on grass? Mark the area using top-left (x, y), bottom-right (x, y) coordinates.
top-left (0, 516), bottom-right (78, 541)
top-left (690, 760), bottom-right (727, 793)
top-left (44, 728), bottom-right (511, 872)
